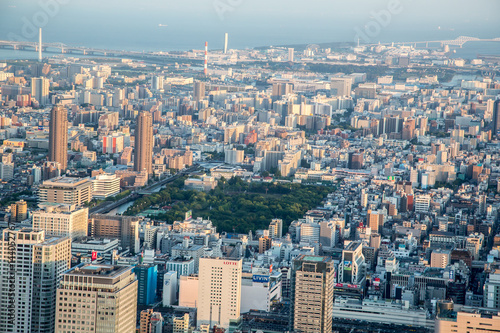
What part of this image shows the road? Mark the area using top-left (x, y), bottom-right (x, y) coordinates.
top-left (89, 165), bottom-right (200, 215)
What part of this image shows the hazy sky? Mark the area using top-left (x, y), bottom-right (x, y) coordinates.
top-left (0, 0), bottom-right (499, 50)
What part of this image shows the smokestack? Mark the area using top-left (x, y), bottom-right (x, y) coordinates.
top-left (224, 33), bottom-right (228, 54)
top-left (204, 41), bottom-right (208, 76)
top-left (38, 28), bottom-right (42, 62)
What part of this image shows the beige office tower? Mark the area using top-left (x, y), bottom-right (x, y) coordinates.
top-left (38, 176), bottom-right (93, 206)
top-left (90, 214), bottom-right (141, 254)
top-left (49, 106), bottom-right (68, 170)
top-left (291, 255), bottom-right (334, 333)
top-left (134, 111), bottom-right (153, 175)
top-left (55, 265), bottom-right (138, 333)
top-left (0, 229), bottom-right (71, 333)
top-left (197, 257), bottom-right (242, 329)
top-left (193, 81), bottom-right (206, 102)
top-left (10, 199), bottom-right (28, 222)
top-left (330, 77), bottom-right (352, 97)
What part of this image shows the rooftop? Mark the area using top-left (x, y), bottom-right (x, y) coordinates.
top-left (297, 255), bottom-right (331, 263)
top-left (68, 264), bottom-right (131, 277)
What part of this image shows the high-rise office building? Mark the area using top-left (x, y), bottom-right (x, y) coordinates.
top-left (151, 75), bottom-right (164, 91)
top-left (0, 229), bottom-right (71, 333)
top-left (179, 274), bottom-right (199, 307)
top-left (193, 81), bottom-right (206, 102)
top-left (135, 264), bottom-right (158, 305)
top-left (48, 106), bottom-right (68, 170)
top-left (0, 153), bottom-right (14, 181)
top-left (55, 264), bottom-right (138, 333)
top-left (38, 176), bottom-right (93, 206)
top-left (348, 150), bottom-right (364, 169)
top-left (493, 99), bottom-right (500, 135)
top-left (197, 257), bottom-right (242, 329)
top-left (90, 214), bottom-right (141, 254)
top-left (367, 209), bottom-right (384, 233)
top-left (224, 33), bottom-right (228, 54)
top-left (288, 48), bottom-right (294, 62)
top-left (134, 111), bottom-right (153, 175)
top-left (31, 77), bottom-right (49, 105)
top-left (272, 83), bottom-right (293, 101)
top-left (330, 77), bottom-right (352, 97)
top-left (338, 241), bottom-right (366, 285)
top-left (32, 203), bottom-right (88, 240)
top-left (10, 199), bottom-right (28, 222)
top-left (290, 255), bottom-right (334, 333)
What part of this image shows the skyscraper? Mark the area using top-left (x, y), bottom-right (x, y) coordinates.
top-left (288, 48), bottom-right (294, 62)
top-left (193, 81), bottom-right (206, 102)
top-left (134, 111), bottom-right (153, 175)
top-left (134, 264), bottom-right (158, 305)
top-left (348, 150), bottom-right (364, 169)
top-left (493, 99), bottom-right (500, 136)
top-left (197, 257), bottom-right (242, 329)
top-left (55, 264), bottom-right (138, 333)
top-left (48, 106), bottom-right (68, 170)
top-left (290, 255), bottom-right (334, 333)
top-left (224, 33), bottom-right (228, 54)
top-left (0, 229), bottom-right (71, 333)
top-left (31, 77), bottom-right (49, 105)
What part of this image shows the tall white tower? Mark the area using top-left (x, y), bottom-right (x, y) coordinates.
top-left (224, 33), bottom-right (228, 54)
top-left (38, 28), bottom-right (42, 62)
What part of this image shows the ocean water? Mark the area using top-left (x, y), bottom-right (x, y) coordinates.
top-left (449, 42), bottom-right (500, 59)
top-left (1, 40), bottom-right (498, 62)
top-left (0, 0), bottom-right (499, 60)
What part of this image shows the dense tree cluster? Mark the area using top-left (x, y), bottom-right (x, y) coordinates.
top-left (125, 177), bottom-right (331, 233)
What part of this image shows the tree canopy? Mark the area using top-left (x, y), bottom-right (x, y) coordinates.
top-left (125, 177), bottom-right (331, 233)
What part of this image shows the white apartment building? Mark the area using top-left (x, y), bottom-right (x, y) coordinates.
top-left (414, 194), bottom-right (431, 213)
top-left (32, 203), bottom-right (88, 240)
top-left (92, 173), bottom-right (121, 199)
